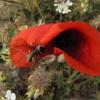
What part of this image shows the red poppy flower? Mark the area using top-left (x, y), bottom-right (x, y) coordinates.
top-left (9, 21), bottom-right (100, 76)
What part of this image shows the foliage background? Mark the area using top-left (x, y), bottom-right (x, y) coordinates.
top-left (0, 0), bottom-right (100, 100)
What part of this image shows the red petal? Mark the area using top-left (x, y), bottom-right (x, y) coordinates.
top-left (10, 24), bottom-right (54, 68)
top-left (52, 22), bottom-right (100, 76)
top-left (10, 21), bottom-right (100, 76)
top-left (40, 21), bottom-right (100, 76)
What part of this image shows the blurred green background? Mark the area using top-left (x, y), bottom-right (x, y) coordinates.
top-left (0, 0), bottom-right (100, 100)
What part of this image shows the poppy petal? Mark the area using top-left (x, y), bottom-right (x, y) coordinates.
top-left (40, 21), bottom-right (100, 76)
top-left (10, 21), bottom-right (100, 76)
top-left (10, 24), bottom-right (54, 68)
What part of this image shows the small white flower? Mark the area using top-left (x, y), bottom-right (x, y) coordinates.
top-left (5, 90), bottom-right (16, 100)
top-left (54, 0), bottom-right (73, 14)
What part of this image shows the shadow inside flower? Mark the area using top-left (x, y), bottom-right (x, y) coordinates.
top-left (53, 29), bottom-right (86, 59)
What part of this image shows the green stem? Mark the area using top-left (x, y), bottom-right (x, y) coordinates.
top-left (34, 0), bottom-right (45, 23)
top-left (67, 71), bottom-right (79, 83)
